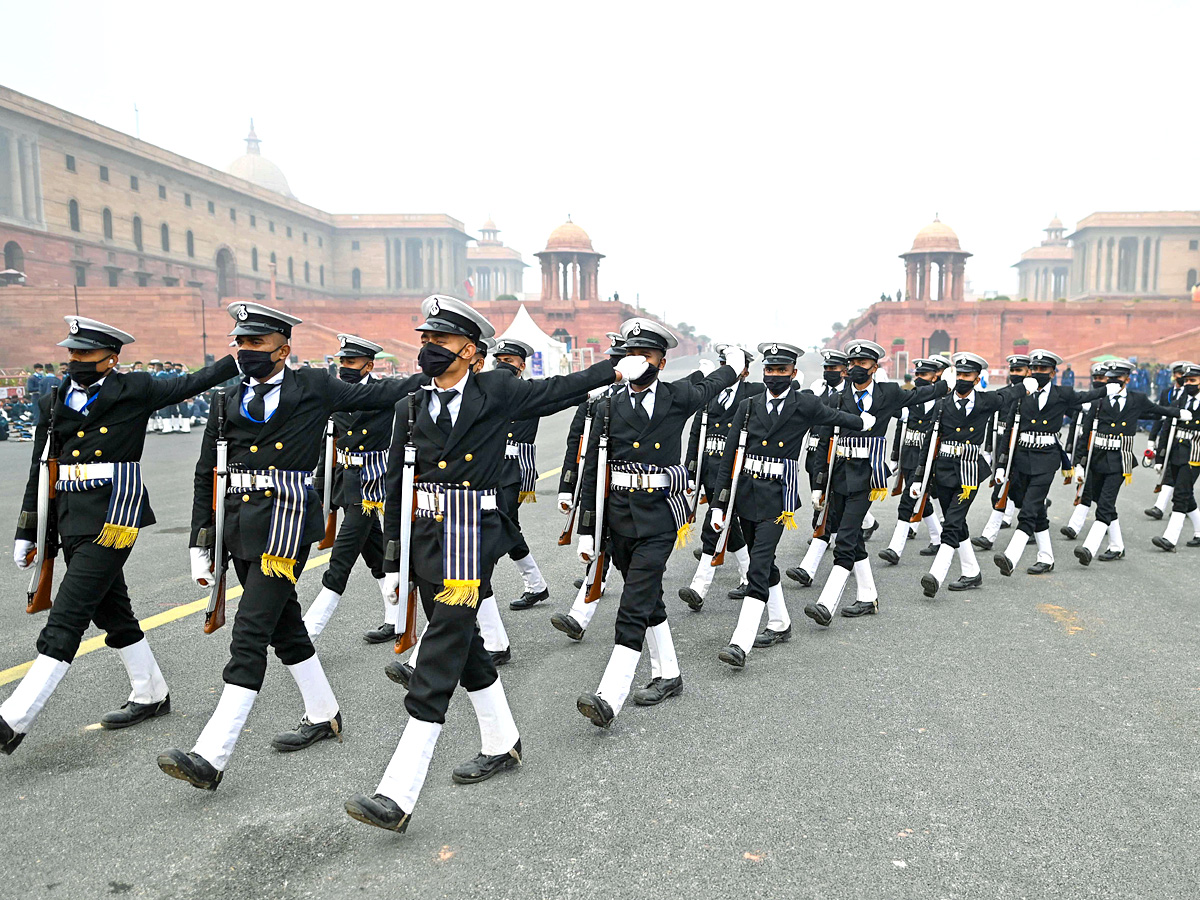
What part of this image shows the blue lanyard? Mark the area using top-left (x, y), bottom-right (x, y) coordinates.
top-left (71, 387), bottom-right (100, 416)
top-left (241, 384), bottom-right (277, 423)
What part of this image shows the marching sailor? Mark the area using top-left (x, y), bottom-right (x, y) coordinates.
top-left (678, 344), bottom-right (763, 611)
top-left (972, 354), bottom-right (1032, 551)
top-left (1061, 363), bottom-right (1111, 539)
top-left (803, 339), bottom-right (947, 626)
top-left (992, 349), bottom-right (1109, 577)
top-left (710, 342), bottom-right (863, 667)
top-left (1145, 360), bottom-right (1193, 520)
top-left (1070, 358), bottom-right (1188, 564)
top-left (158, 303), bottom-right (425, 791)
top-left (574, 318), bottom-right (739, 728)
top-left (3, 317), bottom-right (237, 755)
top-left (303, 333), bottom-right (408, 643)
top-left (1151, 363), bottom-right (1200, 551)
top-left (347, 296), bottom-right (621, 833)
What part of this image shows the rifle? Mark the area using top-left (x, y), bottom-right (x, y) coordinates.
top-left (1074, 414), bottom-right (1098, 506)
top-left (908, 400), bottom-right (943, 524)
top-left (890, 411), bottom-right (909, 496)
top-left (393, 393), bottom-right (419, 654)
top-left (687, 407), bottom-right (709, 523)
top-left (317, 416), bottom-right (336, 550)
top-left (558, 395), bottom-right (597, 546)
top-left (712, 402), bottom-right (752, 566)
top-left (584, 396), bottom-right (611, 604)
top-left (1155, 415), bottom-right (1179, 494)
top-left (993, 403), bottom-right (1022, 511)
top-left (986, 410), bottom-right (1000, 485)
top-left (26, 387), bottom-right (59, 614)
top-left (813, 425), bottom-right (841, 539)
top-left (203, 392), bottom-right (229, 634)
top-left (1063, 409), bottom-right (1084, 483)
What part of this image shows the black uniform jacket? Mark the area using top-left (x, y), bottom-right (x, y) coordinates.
top-left (685, 379), bottom-right (766, 490)
top-left (500, 369), bottom-right (596, 489)
top-left (896, 395), bottom-right (940, 470)
top-left (928, 387), bottom-right (1017, 487)
top-left (578, 366), bottom-right (738, 541)
top-left (382, 360), bottom-right (618, 575)
top-left (190, 367), bottom-right (425, 559)
top-left (17, 355), bottom-right (239, 541)
top-left (1003, 384), bottom-right (1106, 476)
top-left (1074, 389), bottom-right (1181, 473)
top-left (711, 387), bottom-right (861, 522)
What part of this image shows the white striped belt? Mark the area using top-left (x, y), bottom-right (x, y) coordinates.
top-left (415, 488), bottom-right (497, 512)
top-left (704, 436), bottom-right (725, 454)
top-left (938, 441), bottom-right (970, 457)
top-left (743, 456), bottom-right (786, 478)
top-left (1093, 435), bottom-right (1123, 450)
top-left (835, 445), bottom-right (871, 459)
top-left (1176, 428), bottom-right (1199, 441)
top-left (806, 435), bottom-right (820, 450)
top-left (58, 462), bottom-right (116, 481)
top-left (228, 472), bottom-right (315, 491)
top-left (1017, 433), bottom-right (1058, 448)
top-left (610, 471), bottom-right (672, 490)
top-left (337, 449), bottom-right (366, 467)
top-left (505, 441), bottom-right (533, 459)
top-left (902, 432), bottom-right (926, 447)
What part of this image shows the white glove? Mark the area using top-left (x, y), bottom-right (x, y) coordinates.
top-left (697, 359), bottom-right (716, 375)
top-left (811, 489), bottom-right (825, 511)
top-left (1105, 382), bottom-right (1121, 397)
top-left (615, 355), bottom-right (650, 383)
top-left (578, 535), bottom-right (595, 564)
top-left (1181, 408), bottom-right (1194, 422)
top-left (1156, 463), bottom-right (1164, 475)
top-left (908, 480), bottom-right (922, 500)
top-left (722, 346), bottom-right (747, 375)
top-left (982, 450), bottom-right (994, 467)
top-left (1022, 377), bottom-right (1039, 395)
top-left (994, 467), bottom-right (1007, 486)
top-left (190, 546), bottom-right (214, 587)
top-left (558, 492), bottom-right (572, 514)
top-left (859, 411), bottom-right (876, 431)
top-left (710, 508), bottom-right (725, 532)
top-left (687, 480), bottom-right (697, 496)
top-left (14, 539), bottom-right (35, 569)
top-left (1075, 465), bottom-right (1085, 484)
top-left (381, 572), bottom-right (400, 605)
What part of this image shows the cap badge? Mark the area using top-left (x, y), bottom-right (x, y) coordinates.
top-left (632, 322), bottom-right (642, 335)
top-left (339, 335), bottom-right (347, 347)
top-left (68, 319), bottom-right (80, 334)
top-left (770, 344), bottom-right (778, 354)
top-left (429, 299), bottom-right (441, 316)
top-left (236, 305), bottom-right (249, 321)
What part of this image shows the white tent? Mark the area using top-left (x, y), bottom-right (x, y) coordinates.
top-left (495, 304), bottom-right (570, 378)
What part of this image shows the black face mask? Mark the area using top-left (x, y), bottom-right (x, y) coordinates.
top-left (1091, 380), bottom-right (1106, 389)
top-left (1186, 384), bottom-right (1200, 397)
top-left (1032, 372), bottom-right (1052, 388)
top-left (913, 375), bottom-right (933, 387)
top-left (823, 370), bottom-right (843, 387)
top-left (764, 375), bottom-right (792, 396)
top-left (631, 364), bottom-right (660, 388)
top-left (338, 366), bottom-right (365, 383)
top-left (495, 361), bottom-right (521, 377)
top-left (1176, 376), bottom-right (1186, 387)
top-left (417, 342), bottom-right (459, 378)
top-left (1008, 373), bottom-right (1024, 385)
top-left (954, 378), bottom-right (974, 396)
top-left (238, 348), bottom-right (279, 380)
top-left (848, 365), bottom-right (871, 386)
top-left (68, 359), bottom-right (110, 387)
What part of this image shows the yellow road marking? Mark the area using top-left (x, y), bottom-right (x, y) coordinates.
top-left (537, 467), bottom-right (562, 482)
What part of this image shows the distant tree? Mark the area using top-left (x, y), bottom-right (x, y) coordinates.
top-left (496, 293), bottom-right (518, 302)
top-left (831, 321), bottom-right (845, 332)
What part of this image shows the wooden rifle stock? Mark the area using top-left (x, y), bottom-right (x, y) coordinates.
top-left (584, 548), bottom-right (606, 604)
top-left (203, 572), bottom-right (227, 634)
top-left (317, 417), bottom-right (336, 549)
top-left (26, 552), bottom-right (53, 614)
top-left (558, 408), bottom-right (594, 546)
top-left (812, 428), bottom-right (839, 539)
top-left (318, 511), bottom-right (337, 550)
top-left (393, 585), bottom-right (419, 654)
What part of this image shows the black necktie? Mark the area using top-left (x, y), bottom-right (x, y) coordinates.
top-left (958, 397), bottom-right (969, 413)
top-left (769, 398), bottom-right (782, 419)
top-left (436, 390), bottom-right (456, 435)
top-left (247, 383), bottom-right (274, 422)
top-left (855, 390), bottom-right (867, 411)
top-left (632, 389), bottom-right (650, 426)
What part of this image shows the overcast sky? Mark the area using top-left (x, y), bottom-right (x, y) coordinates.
top-left (4, 1), bottom-right (1197, 345)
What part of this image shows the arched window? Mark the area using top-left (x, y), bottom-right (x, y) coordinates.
top-left (927, 329), bottom-right (951, 357)
top-left (3, 241), bottom-right (23, 272)
top-left (352, 268), bottom-right (361, 290)
top-left (186, 230), bottom-right (195, 258)
top-left (1189, 269), bottom-right (1198, 292)
top-left (287, 257), bottom-right (294, 282)
top-left (132, 215), bottom-right (143, 251)
top-left (160, 223), bottom-right (170, 253)
top-left (319, 264), bottom-right (324, 286)
top-left (102, 208), bottom-right (113, 241)
top-left (304, 261), bottom-right (310, 283)
top-left (68, 199), bottom-right (81, 232)
top-left (251, 247), bottom-right (258, 271)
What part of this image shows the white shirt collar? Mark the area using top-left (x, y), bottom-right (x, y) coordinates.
top-left (630, 380), bottom-right (658, 400)
top-left (424, 368), bottom-right (470, 395)
top-left (70, 375), bottom-right (108, 392)
top-left (249, 368), bottom-right (286, 387)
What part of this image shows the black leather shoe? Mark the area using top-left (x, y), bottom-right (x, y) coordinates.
top-left (385, 660), bottom-right (414, 689)
top-left (452, 738), bottom-right (521, 784)
top-left (841, 600), bottom-right (877, 617)
top-left (1026, 561), bottom-right (1055, 575)
top-left (863, 521), bottom-right (879, 540)
top-left (972, 536), bottom-right (994, 551)
top-left (727, 582), bottom-right (750, 600)
top-left (0, 717), bottom-right (24, 755)
top-left (693, 548), bottom-right (703, 561)
top-left (918, 543), bottom-right (938, 557)
top-left (993, 552), bottom-right (1013, 576)
top-left (573, 577), bottom-right (584, 590)
top-left (907, 530), bottom-right (916, 540)
top-left (753, 625), bottom-right (791, 648)
top-left (920, 574), bottom-right (939, 598)
top-left (1189, 538), bottom-right (1200, 549)
top-left (803, 602), bottom-right (831, 627)
top-left (718, 644), bottom-right (746, 668)
top-left (363, 623), bottom-right (396, 644)
top-left (490, 647), bottom-right (512, 667)
top-left (550, 612), bottom-right (584, 641)
top-left (1060, 525), bottom-right (1078, 540)
top-left (678, 586), bottom-right (705, 611)
top-left (100, 695), bottom-right (171, 730)
top-left (633, 675), bottom-right (683, 705)
top-left (271, 711), bottom-right (342, 751)
top-left (947, 573), bottom-right (982, 591)
top-left (878, 548), bottom-right (900, 565)
top-left (510, 588), bottom-right (549, 611)
top-left (786, 567), bottom-right (813, 586)
top-left (1098, 548), bottom-right (1125, 561)
top-left (1152, 536), bottom-right (1176, 552)
top-left (577, 692), bottom-right (614, 728)
top-left (1145, 506), bottom-right (1164, 520)
top-left (1074, 546), bottom-right (1092, 566)
top-left (1000, 520), bottom-right (1012, 529)
top-left (345, 793), bottom-right (411, 832)
top-left (157, 749), bottom-right (222, 790)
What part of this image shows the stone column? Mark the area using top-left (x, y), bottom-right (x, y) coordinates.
top-left (919, 257), bottom-right (930, 301)
top-left (954, 261), bottom-right (966, 301)
top-left (8, 132), bottom-right (25, 222)
top-left (905, 260), bottom-right (917, 302)
top-left (396, 239), bottom-right (405, 291)
top-left (18, 137), bottom-right (33, 221)
top-left (571, 254), bottom-right (580, 302)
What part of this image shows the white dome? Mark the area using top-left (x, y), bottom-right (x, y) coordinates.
top-left (227, 121), bottom-right (294, 198)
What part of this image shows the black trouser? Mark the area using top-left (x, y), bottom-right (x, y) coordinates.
top-left (1170, 461), bottom-right (1199, 513)
top-left (700, 504), bottom-right (745, 555)
top-left (826, 488), bottom-right (872, 568)
top-left (1086, 469), bottom-right (1125, 524)
top-left (931, 481), bottom-right (977, 548)
top-left (37, 534), bottom-right (142, 662)
top-left (737, 517), bottom-right (782, 602)
top-left (1009, 469), bottom-right (1054, 535)
top-left (498, 481), bottom-right (531, 562)
top-left (321, 503), bottom-right (385, 594)
top-left (609, 529), bottom-right (673, 651)
top-left (896, 466), bottom-right (934, 522)
top-left (223, 544), bottom-right (314, 691)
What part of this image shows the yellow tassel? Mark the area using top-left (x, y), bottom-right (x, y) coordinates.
top-left (95, 523), bottom-right (139, 549)
top-left (260, 554), bottom-right (298, 582)
top-left (1124, 473), bottom-right (1133, 485)
top-left (774, 511), bottom-right (798, 530)
top-left (361, 500), bottom-right (384, 518)
top-left (675, 522), bottom-right (693, 548)
top-left (1191, 462), bottom-right (1200, 468)
top-left (434, 580), bottom-right (481, 608)
top-left (518, 491), bottom-right (538, 504)
top-left (869, 489), bottom-right (888, 502)
top-left (1062, 468), bottom-right (1074, 481)
top-left (959, 485), bottom-right (977, 502)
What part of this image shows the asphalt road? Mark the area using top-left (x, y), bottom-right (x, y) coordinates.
top-left (2, 356), bottom-right (1199, 900)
